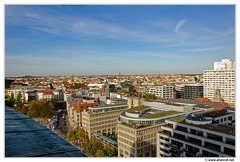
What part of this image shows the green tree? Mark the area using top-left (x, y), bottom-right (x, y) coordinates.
top-left (15, 91), bottom-right (22, 105)
top-left (27, 100), bottom-right (40, 117)
top-left (27, 99), bottom-right (55, 118)
top-left (67, 129), bottom-right (77, 141)
top-left (103, 143), bottom-right (115, 157)
top-left (118, 89), bottom-right (129, 94)
top-left (20, 105), bottom-right (28, 115)
top-left (86, 136), bottom-right (103, 156)
top-left (95, 149), bottom-right (105, 157)
top-left (8, 92), bottom-right (15, 102)
top-left (144, 93), bottom-right (157, 99)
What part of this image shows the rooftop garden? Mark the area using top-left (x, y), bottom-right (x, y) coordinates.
top-left (127, 105), bottom-right (149, 113)
top-left (169, 116), bottom-right (235, 135)
top-left (144, 111), bottom-right (181, 119)
top-left (202, 109), bottom-right (229, 118)
top-left (120, 122), bottom-right (152, 129)
top-left (91, 103), bottom-right (127, 108)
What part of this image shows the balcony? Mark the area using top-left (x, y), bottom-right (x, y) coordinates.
top-left (170, 145), bottom-right (184, 157)
top-left (204, 145), bottom-right (221, 152)
top-left (185, 149), bottom-right (199, 156)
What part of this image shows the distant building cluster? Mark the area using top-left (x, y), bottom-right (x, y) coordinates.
top-left (5, 58), bottom-right (235, 157)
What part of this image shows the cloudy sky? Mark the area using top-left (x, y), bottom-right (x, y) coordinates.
top-left (5, 5), bottom-right (235, 76)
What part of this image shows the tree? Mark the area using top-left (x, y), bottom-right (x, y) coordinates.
top-left (27, 99), bottom-right (55, 118)
top-left (21, 105), bottom-right (28, 115)
top-left (118, 89), bottom-right (129, 94)
top-left (15, 91), bottom-right (22, 105)
top-left (86, 136), bottom-right (103, 156)
top-left (95, 149), bottom-right (105, 157)
top-left (103, 143), bottom-right (115, 157)
top-left (8, 93), bottom-right (15, 104)
top-left (67, 130), bottom-right (77, 141)
top-left (144, 93), bottom-right (157, 99)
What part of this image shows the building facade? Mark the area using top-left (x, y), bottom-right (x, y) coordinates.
top-left (203, 70), bottom-right (235, 103)
top-left (81, 104), bottom-right (129, 138)
top-left (203, 59), bottom-right (235, 103)
top-left (184, 84), bottom-right (203, 99)
top-left (67, 94), bottom-right (99, 128)
top-left (144, 85), bottom-right (173, 99)
top-left (157, 109), bottom-right (235, 157)
top-left (117, 100), bottom-right (200, 157)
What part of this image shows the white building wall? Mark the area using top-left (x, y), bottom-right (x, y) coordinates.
top-left (203, 70), bottom-right (235, 103)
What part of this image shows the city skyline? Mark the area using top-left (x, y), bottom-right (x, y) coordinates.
top-left (5, 5), bottom-right (235, 76)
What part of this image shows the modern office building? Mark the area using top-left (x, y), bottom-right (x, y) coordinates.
top-left (203, 59), bottom-right (235, 103)
top-left (81, 104), bottom-right (129, 138)
top-left (184, 84), bottom-right (203, 99)
top-left (117, 100), bottom-right (200, 157)
top-left (157, 109), bottom-right (235, 157)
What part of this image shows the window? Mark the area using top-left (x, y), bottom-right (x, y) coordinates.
top-left (224, 147), bottom-right (235, 156)
top-left (190, 129), bottom-right (203, 137)
top-left (226, 138), bottom-right (235, 146)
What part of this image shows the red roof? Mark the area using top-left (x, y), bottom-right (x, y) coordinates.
top-left (196, 97), bottom-right (211, 102)
top-left (43, 89), bottom-right (54, 95)
top-left (211, 103), bottom-right (230, 109)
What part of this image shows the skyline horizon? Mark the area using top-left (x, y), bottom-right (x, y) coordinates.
top-left (5, 5), bottom-right (235, 76)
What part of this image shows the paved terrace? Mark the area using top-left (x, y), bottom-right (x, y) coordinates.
top-left (5, 106), bottom-right (88, 157)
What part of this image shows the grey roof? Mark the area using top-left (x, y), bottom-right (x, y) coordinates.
top-left (5, 106), bottom-right (88, 157)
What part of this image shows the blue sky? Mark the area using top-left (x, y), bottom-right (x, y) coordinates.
top-left (5, 5), bottom-right (235, 76)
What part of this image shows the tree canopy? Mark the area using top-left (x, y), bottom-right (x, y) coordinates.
top-left (27, 99), bottom-right (55, 118)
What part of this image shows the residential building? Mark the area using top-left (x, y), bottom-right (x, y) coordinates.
top-left (203, 59), bottom-right (235, 103)
top-left (25, 91), bottom-right (37, 102)
top-left (157, 109), bottom-right (235, 157)
top-left (67, 94), bottom-right (99, 128)
top-left (144, 85), bottom-right (173, 99)
top-left (184, 84), bottom-right (203, 99)
top-left (43, 89), bottom-right (54, 101)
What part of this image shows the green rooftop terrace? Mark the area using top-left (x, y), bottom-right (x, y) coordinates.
top-left (169, 116), bottom-right (235, 135)
top-left (144, 111), bottom-right (181, 119)
top-left (202, 109), bottom-right (229, 118)
top-left (91, 103), bottom-right (127, 108)
top-left (127, 105), bottom-right (149, 113)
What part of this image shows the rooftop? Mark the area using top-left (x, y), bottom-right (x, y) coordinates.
top-left (144, 111), bottom-right (181, 119)
top-left (169, 116), bottom-right (235, 135)
top-left (202, 109), bottom-right (230, 118)
top-left (91, 103), bottom-right (127, 108)
top-left (5, 106), bottom-right (88, 157)
top-left (127, 105), bottom-right (149, 113)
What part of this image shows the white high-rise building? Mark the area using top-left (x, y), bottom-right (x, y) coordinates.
top-left (203, 59), bottom-right (235, 103)
top-left (214, 59), bottom-right (234, 70)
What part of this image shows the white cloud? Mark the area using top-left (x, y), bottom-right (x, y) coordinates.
top-left (174, 20), bottom-right (186, 33)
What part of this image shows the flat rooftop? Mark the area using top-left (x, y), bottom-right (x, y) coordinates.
top-left (127, 105), bottom-right (149, 113)
top-left (91, 103), bottom-right (127, 108)
top-left (5, 106), bottom-right (88, 157)
top-left (144, 111), bottom-right (181, 119)
top-left (169, 116), bottom-right (235, 135)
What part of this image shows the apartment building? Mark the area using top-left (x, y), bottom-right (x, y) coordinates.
top-left (117, 100), bottom-right (200, 157)
top-left (82, 104), bottom-right (129, 138)
top-left (143, 85), bottom-right (173, 99)
top-left (203, 59), bottom-right (235, 103)
top-left (184, 84), bottom-right (203, 99)
top-left (157, 109), bottom-right (235, 157)
top-left (67, 94), bottom-right (99, 128)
